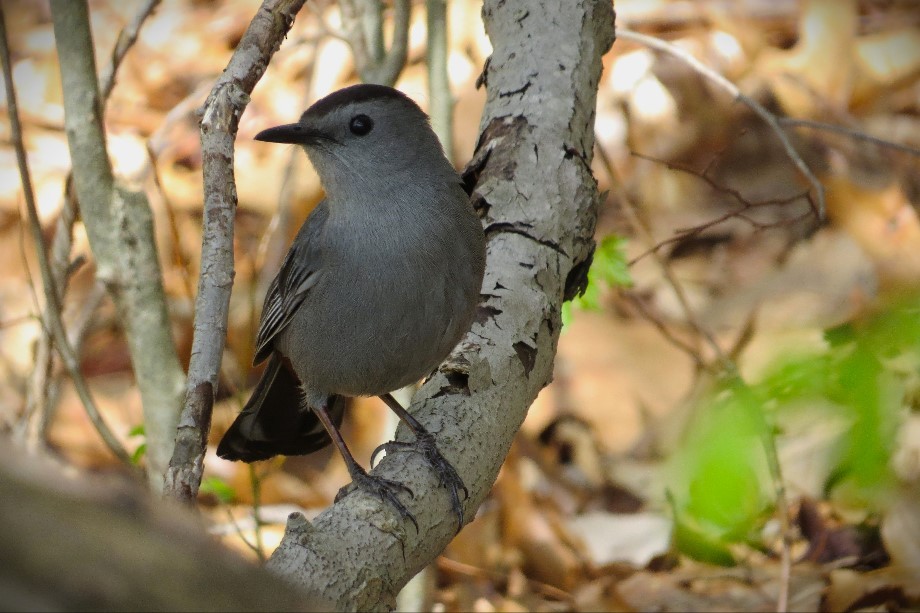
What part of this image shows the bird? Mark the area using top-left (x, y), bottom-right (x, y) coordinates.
top-left (217, 84), bottom-right (486, 531)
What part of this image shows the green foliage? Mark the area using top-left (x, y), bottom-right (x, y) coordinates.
top-left (668, 296), bottom-right (918, 563)
top-left (562, 235), bottom-right (632, 326)
top-left (666, 377), bottom-right (775, 564)
top-left (669, 491), bottom-right (737, 566)
top-left (128, 423), bottom-right (146, 465)
top-left (200, 476), bottom-right (236, 504)
top-left (756, 297), bottom-right (919, 507)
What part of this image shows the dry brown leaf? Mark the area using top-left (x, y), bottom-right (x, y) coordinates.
top-left (880, 488), bottom-right (920, 575)
top-left (824, 567), bottom-right (920, 612)
top-left (566, 511), bottom-right (672, 567)
top-left (755, 0), bottom-right (857, 116)
top-left (825, 176), bottom-right (920, 289)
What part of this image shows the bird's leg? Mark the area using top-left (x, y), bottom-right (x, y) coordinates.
top-left (372, 392), bottom-right (468, 533)
top-left (311, 398), bottom-right (418, 531)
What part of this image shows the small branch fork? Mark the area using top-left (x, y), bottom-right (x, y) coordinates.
top-left (616, 28), bottom-right (826, 223)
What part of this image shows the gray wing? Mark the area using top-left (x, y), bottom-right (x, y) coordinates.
top-left (252, 201), bottom-right (329, 365)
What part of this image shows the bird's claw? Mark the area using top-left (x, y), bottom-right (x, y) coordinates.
top-left (336, 468), bottom-right (418, 532)
top-left (371, 432), bottom-right (468, 533)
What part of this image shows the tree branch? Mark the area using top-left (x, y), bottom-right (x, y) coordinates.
top-left (265, 1), bottom-right (616, 609)
top-left (23, 2), bottom-right (161, 450)
top-left (163, 0), bottom-right (307, 503)
top-left (426, 0), bottom-right (453, 156)
top-left (2, 4), bottom-right (135, 468)
top-left (779, 116), bottom-right (920, 157)
top-left (50, 0), bottom-right (185, 491)
top-left (98, 0), bottom-right (162, 102)
top-left (616, 28), bottom-right (826, 221)
top-left (340, 0), bottom-right (411, 86)
top-left (0, 444), bottom-right (325, 611)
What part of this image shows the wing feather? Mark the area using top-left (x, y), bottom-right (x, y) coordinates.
top-left (252, 201), bottom-right (329, 364)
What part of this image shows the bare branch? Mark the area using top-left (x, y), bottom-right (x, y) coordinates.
top-left (21, 184), bottom-right (78, 448)
top-left (1, 4), bottom-right (134, 468)
top-left (99, 0), bottom-right (162, 102)
top-left (595, 142), bottom-right (721, 368)
top-left (163, 0), bottom-right (307, 503)
top-left (340, 0), bottom-right (411, 86)
top-left (426, 0), bottom-right (453, 156)
top-left (50, 0), bottom-right (185, 491)
top-left (616, 28), bottom-right (825, 221)
top-left (0, 444), bottom-right (325, 611)
top-left (627, 151), bottom-right (812, 265)
top-left (779, 116), bottom-right (920, 157)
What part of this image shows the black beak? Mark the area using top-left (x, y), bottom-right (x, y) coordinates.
top-left (254, 122), bottom-right (330, 145)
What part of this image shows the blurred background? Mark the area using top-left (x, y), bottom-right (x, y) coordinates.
top-left (1, 0), bottom-right (919, 610)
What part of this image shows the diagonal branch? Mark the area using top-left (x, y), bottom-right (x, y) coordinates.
top-left (99, 0), bottom-right (162, 102)
top-left (50, 0), bottom-right (185, 491)
top-left (0, 4), bottom-right (134, 468)
top-left (340, 0), bottom-right (411, 86)
top-left (163, 0), bottom-right (307, 504)
top-left (23, 0), bottom-right (162, 454)
top-left (616, 28), bottom-right (826, 221)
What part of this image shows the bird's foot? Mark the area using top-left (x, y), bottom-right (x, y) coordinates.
top-left (372, 432), bottom-right (468, 533)
top-left (335, 466), bottom-right (418, 532)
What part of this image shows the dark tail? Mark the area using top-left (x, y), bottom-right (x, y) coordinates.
top-left (216, 354), bottom-right (345, 462)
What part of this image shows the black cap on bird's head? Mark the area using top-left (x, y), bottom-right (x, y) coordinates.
top-left (253, 83), bottom-right (452, 196)
top-left (253, 84), bottom-right (424, 146)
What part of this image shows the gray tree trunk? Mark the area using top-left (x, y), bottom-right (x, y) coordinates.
top-left (266, 1), bottom-right (616, 609)
top-left (51, 1), bottom-right (185, 491)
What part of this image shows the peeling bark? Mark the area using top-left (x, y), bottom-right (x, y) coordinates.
top-left (266, 1), bottom-right (616, 609)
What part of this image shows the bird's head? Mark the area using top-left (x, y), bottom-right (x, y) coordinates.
top-left (255, 84), bottom-right (454, 200)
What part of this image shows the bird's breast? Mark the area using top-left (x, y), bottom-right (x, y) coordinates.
top-left (280, 205), bottom-right (482, 397)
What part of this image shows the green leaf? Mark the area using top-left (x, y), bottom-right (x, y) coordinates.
top-left (200, 476), bottom-right (236, 504)
top-left (561, 301), bottom-right (573, 327)
top-left (666, 380), bottom-right (774, 557)
top-left (128, 423), bottom-right (146, 438)
top-left (130, 443), bottom-right (147, 465)
top-left (566, 234), bottom-right (632, 321)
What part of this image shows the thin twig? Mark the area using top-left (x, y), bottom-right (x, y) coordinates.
top-left (223, 507), bottom-right (265, 559)
top-left (41, 282), bottom-right (109, 440)
top-left (616, 28), bottom-right (825, 221)
top-left (595, 142), bottom-right (725, 368)
top-left (436, 556), bottom-right (573, 603)
top-left (164, 0), bottom-right (307, 504)
top-left (99, 0), bottom-right (161, 102)
top-left (340, 0), bottom-right (411, 86)
top-left (145, 143), bottom-right (195, 301)
top-left (624, 292), bottom-right (706, 369)
top-left (779, 116), bottom-right (920, 157)
top-left (248, 463), bottom-right (266, 562)
top-left (0, 5), bottom-right (134, 468)
top-left (627, 151), bottom-right (813, 265)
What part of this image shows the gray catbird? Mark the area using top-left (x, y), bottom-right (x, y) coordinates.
top-left (217, 84), bottom-right (486, 529)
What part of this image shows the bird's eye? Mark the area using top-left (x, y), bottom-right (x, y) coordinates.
top-left (349, 114), bottom-right (374, 136)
